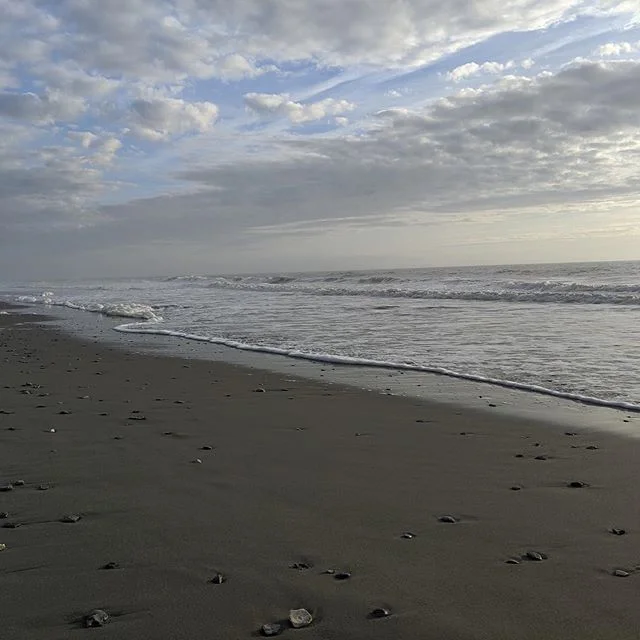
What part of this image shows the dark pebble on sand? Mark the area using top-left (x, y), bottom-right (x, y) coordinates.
top-left (438, 515), bottom-right (458, 523)
top-left (524, 551), bottom-right (547, 561)
top-left (210, 573), bottom-right (226, 584)
top-left (335, 572), bottom-right (351, 580)
top-left (510, 485), bottom-right (523, 491)
top-left (0, 485), bottom-right (13, 492)
top-left (610, 528), bottom-right (626, 535)
top-left (101, 562), bottom-right (119, 570)
top-left (0, 512), bottom-right (7, 518)
top-left (60, 514), bottom-right (82, 523)
top-left (564, 431), bottom-right (578, 436)
top-left (567, 481), bottom-right (588, 488)
top-left (37, 484), bottom-right (50, 491)
top-left (253, 388), bottom-right (266, 393)
top-left (128, 415), bottom-right (146, 420)
top-left (534, 455), bottom-right (548, 460)
top-left (83, 609), bottom-right (109, 628)
top-left (488, 403), bottom-right (497, 407)
top-left (586, 445), bottom-right (599, 450)
top-left (200, 445), bottom-right (213, 450)
top-left (370, 607), bottom-right (391, 618)
top-left (290, 562), bottom-right (312, 570)
top-left (58, 410), bottom-right (71, 414)
top-left (261, 622), bottom-right (284, 636)
top-left (515, 454), bottom-right (524, 458)
top-left (3, 522), bottom-right (21, 528)
top-left (13, 480), bottom-right (25, 487)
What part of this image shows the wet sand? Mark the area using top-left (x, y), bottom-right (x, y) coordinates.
top-left (2, 303), bottom-right (640, 639)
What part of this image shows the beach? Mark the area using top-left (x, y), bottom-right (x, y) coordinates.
top-left (2, 303), bottom-right (640, 639)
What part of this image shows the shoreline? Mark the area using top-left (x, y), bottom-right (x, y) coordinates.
top-left (6, 301), bottom-right (639, 438)
top-left (2, 304), bottom-right (640, 638)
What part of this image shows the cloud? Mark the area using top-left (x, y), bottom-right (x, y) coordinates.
top-left (446, 61), bottom-right (515, 82)
top-left (244, 93), bottom-right (355, 123)
top-left (0, 90), bottom-right (86, 123)
top-left (595, 41), bottom-right (640, 56)
top-left (127, 98), bottom-right (219, 140)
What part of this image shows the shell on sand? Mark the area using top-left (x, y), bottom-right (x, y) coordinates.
top-left (261, 622), bottom-right (283, 636)
top-left (83, 609), bottom-right (109, 628)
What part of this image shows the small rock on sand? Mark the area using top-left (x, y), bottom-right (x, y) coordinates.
top-left (200, 445), bottom-right (213, 450)
top-left (610, 528), bottom-right (626, 536)
top-left (0, 485), bottom-right (13, 492)
top-left (210, 573), bottom-right (225, 584)
top-left (567, 481), bottom-right (588, 488)
top-left (191, 458), bottom-right (202, 464)
top-left (0, 543), bottom-right (6, 551)
top-left (438, 515), bottom-right (458, 523)
top-left (13, 480), bottom-right (25, 486)
top-left (60, 514), bottom-right (82, 523)
top-left (83, 609), bottom-right (109, 628)
top-left (101, 562), bottom-right (119, 570)
top-left (613, 569), bottom-right (630, 577)
top-left (0, 512), bottom-right (8, 519)
top-left (370, 607), bottom-right (391, 618)
top-left (524, 551), bottom-right (547, 561)
top-left (289, 608), bottom-right (313, 628)
top-left (261, 622), bottom-right (284, 636)
top-left (400, 532), bottom-right (416, 539)
top-left (334, 572), bottom-right (351, 580)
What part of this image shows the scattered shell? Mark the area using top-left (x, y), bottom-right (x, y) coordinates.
top-left (613, 569), bottom-right (630, 578)
top-left (289, 608), bottom-right (313, 628)
top-left (3, 522), bottom-right (21, 529)
top-left (13, 480), bottom-right (25, 487)
top-left (438, 515), bottom-right (458, 523)
top-left (210, 573), bottom-right (225, 584)
top-left (290, 562), bottom-right (312, 570)
top-left (534, 455), bottom-right (548, 460)
top-left (0, 485), bottom-right (13, 492)
top-left (83, 609), bottom-right (109, 628)
top-left (400, 532), bottom-right (416, 539)
top-left (370, 607), bottom-right (391, 618)
top-left (567, 481), bottom-right (588, 488)
top-left (191, 458), bottom-right (202, 464)
top-left (0, 543), bottom-right (5, 551)
top-left (261, 622), bottom-right (284, 636)
top-left (101, 562), bottom-right (119, 570)
top-left (60, 514), bottom-right (82, 523)
top-left (524, 551), bottom-right (547, 561)
top-left (0, 512), bottom-right (8, 519)
top-left (334, 572), bottom-right (351, 580)
top-left (505, 558), bottom-right (521, 565)
top-left (585, 445), bottom-right (599, 450)
top-left (610, 528), bottom-right (626, 536)
top-left (510, 485), bottom-right (523, 491)
top-left (200, 445), bottom-right (213, 450)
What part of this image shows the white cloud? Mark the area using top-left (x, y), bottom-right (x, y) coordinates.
top-left (244, 93), bottom-right (355, 124)
top-left (127, 98), bottom-right (219, 140)
top-left (595, 41), bottom-right (639, 56)
top-left (0, 90), bottom-right (86, 123)
top-left (447, 61), bottom-right (515, 82)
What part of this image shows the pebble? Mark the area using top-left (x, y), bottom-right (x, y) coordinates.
top-left (334, 572), bottom-right (351, 580)
top-left (37, 484), bottom-right (50, 491)
top-left (3, 522), bottom-right (21, 529)
top-left (200, 445), bottom-right (213, 450)
top-left (210, 573), bottom-right (226, 584)
top-left (13, 480), bottom-right (25, 487)
top-left (253, 388), bottom-right (266, 393)
top-left (510, 485), bottom-right (523, 491)
top-left (289, 608), bottom-right (313, 628)
top-left (370, 607), bottom-right (392, 618)
top-left (534, 455), bottom-right (548, 460)
top-left (400, 532), bottom-right (416, 539)
top-left (505, 558), bottom-right (521, 564)
top-left (83, 609), bottom-right (109, 628)
top-left (60, 514), bottom-right (82, 523)
top-left (567, 481), bottom-right (588, 488)
top-left (438, 515), bottom-right (458, 523)
top-left (191, 458), bottom-right (202, 464)
top-left (0, 485), bottom-right (13, 492)
top-left (613, 569), bottom-right (630, 578)
top-left (585, 445), bottom-right (599, 450)
top-left (261, 622), bottom-right (284, 636)
top-left (58, 410), bottom-right (71, 415)
top-left (290, 562), bottom-right (312, 570)
top-left (524, 551), bottom-right (547, 561)
top-left (101, 562), bottom-right (119, 570)
top-left (0, 512), bottom-right (8, 519)
top-left (610, 528), bottom-right (626, 536)
top-left (0, 543), bottom-right (5, 551)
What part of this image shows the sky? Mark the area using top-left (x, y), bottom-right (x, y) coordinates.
top-left (1, 0), bottom-right (639, 279)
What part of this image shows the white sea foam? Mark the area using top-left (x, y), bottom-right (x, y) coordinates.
top-left (114, 321), bottom-right (640, 413)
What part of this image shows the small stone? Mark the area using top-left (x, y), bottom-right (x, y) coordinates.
top-left (0, 512), bottom-right (8, 519)
top-left (290, 562), bottom-right (312, 570)
top-left (128, 415), bottom-right (146, 421)
top-left (210, 572), bottom-right (225, 584)
top-left (323, 569), bottom-right (336, 574)
top-left (524, 551), bottom-right (547, 561)
top-left (83, 609), bottom-right (109, 628)
top-left (505, 558), bottom-right (521, 564)
top-left (101, 562), bottom-right (119, 570)
top-left (289, 608), bottom-right (313, 628)
top-left (567, 481), bottom-right (588, 488)
top-left (613, 569), bottom-right (630, 577)
top-left (515, 454), bottom-right (524, 458)
top-left (610, 528), bottom-right (626, 536)
top-left (261, 622), bottom-right (284, 636)
top-left (3, 522), bottom-right (21, 529)
top-left (37, 484), bottom-right (50, 491)
top-left (60, 514), bottom-right (82, 523)
top-left (192, 458), bottom-right (202, 464)
top-left (48, 428), bottom-right (56, 433)
top-left (510, 485), bottom-right (523, 491)
top-left (253, 388), bottom-right (266, 393)
top-left (58, 410), bottom-right (71, 415)
top-left (200, 445), bottom-right (213, 450)
top-left (334, 572), bottom-right (351, 580)
top-left (585, 445), bottom-right (599, 450)
top-left (534, 455), bottom-right (548, 460)
top-left (0, 485), bottom-right (13, 492)
top-left (370, 607), bottom-right (391, 618)
top-left (438, 515), bottom-right (458, 523)
top-left (564, 431), bottom-right (578, 436)
top-left (400, 532), bottom-right (416, 539)
top-left (13, 480), bottom-right (25, 487)
top-left (0, 543), bottom-right (6, 551)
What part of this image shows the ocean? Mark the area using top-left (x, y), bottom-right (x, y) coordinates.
top-left (2, 260), bottom-right (639, 412)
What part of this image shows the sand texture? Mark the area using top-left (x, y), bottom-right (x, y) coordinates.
top-left (1, 304), bottom-right (640, 639)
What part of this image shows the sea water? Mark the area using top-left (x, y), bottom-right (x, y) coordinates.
top-left (2, 260), bottom-right (639, 411)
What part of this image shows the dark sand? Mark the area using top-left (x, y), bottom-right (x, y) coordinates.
top-left (2, 303), bottom-right (640, 639)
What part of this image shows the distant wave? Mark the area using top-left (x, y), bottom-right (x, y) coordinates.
top-left (195, 278), bottom-right (640, 305)
top-left (113, 321), bottom-right (640, 413)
